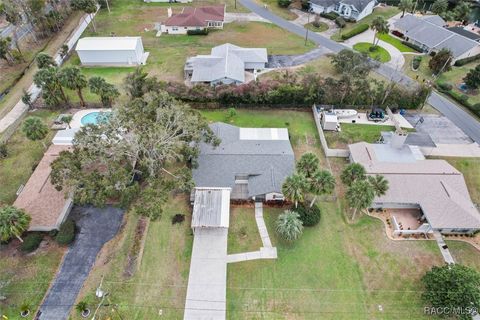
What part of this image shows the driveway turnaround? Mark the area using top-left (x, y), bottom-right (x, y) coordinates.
top-left (38, 206), bottom-right (124, 320)
top-left (238, 0), bottom-right (480, 144)
top-left (184, 228), bottom-right (228, 320)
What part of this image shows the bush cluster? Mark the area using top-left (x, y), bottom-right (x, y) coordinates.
top-left (55, 219), bottom-right (76, 245)
top-left (454, 53), bottom-right (480, 66)
top-left (0, 143), bottom-right (7, 159)
top-left (401, 41), bottom-right (423, 52)
top-left (20, 233), bottom-right (43, 252)
top-left (277, 0), bottom-right (291, 7)
top-left (335, 16), bottom-right (346, 28)
top-left (295, 203), bottom-right (321, 227)
top-left (412, 56), bottom-right (422, 70)
top-left (341, 24), bottom-right (368, 40)
top-left (320, 12), bottom-right (339, 20)
top-left (187, 28), bottom-right (209, 36)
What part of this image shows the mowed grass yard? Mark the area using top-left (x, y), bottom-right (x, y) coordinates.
top-left (0, 109), bottom-right (60, 205)
top-left (353, 42), bottom-right (391, 63)
top-left (66, 0), bottom-right (314, 86)
top-left (66, 109), bottom-right (480, 319)
top-left (324, 123), bottom-right (395, 148)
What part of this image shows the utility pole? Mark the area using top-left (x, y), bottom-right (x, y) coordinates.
top-left (305, 11), bottom-right (310, 46)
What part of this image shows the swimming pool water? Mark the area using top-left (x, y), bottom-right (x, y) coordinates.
top-left (80, 112), bottom-right (110, 126)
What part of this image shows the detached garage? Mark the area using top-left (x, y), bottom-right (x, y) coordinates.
top-left (75, 37), bottom-right (149, 66)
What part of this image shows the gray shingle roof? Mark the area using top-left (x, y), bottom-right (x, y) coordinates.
top-left (393, 14), bottom-right (478, 58)
top-left (188, 43), bottom-right (267, 83)
top-left (193, 123), bottom-right (295, 199)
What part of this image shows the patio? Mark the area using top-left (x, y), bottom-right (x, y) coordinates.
top-left (389, 208), bottom-right (424, 232)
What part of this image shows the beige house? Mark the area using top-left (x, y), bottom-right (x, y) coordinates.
top-left (349, 136), bottom-right (480, 235)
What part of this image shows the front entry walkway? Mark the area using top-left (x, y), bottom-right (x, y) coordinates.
top-left (433, 231), bottom-right (455, 264)
top-left (38, 206), bottom-right (124, 320)
top-left (227, 202), bottom-right (277, 263)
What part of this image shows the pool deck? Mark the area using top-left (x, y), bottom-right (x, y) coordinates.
top-left (70, 108), bottom-right (111, 128)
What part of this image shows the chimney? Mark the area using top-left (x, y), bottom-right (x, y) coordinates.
top-left (167, 7), bottom-right (172, 18)
top-left (390, 132), bottom-right (408, 149)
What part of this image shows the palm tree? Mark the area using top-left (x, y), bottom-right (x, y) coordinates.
top-left (33, 67), bottom-right (69, 107)
top-left (398, 0), bottom-right (413, 17)
top-left (346, 179), bottom-right (375, 221)
top-left (282, 173), bottom-right (308, 208)
top-left (370, 16), bottom-right (389, 47)
top-left (59, 66), bottom-right (87, 107)
top-left (0, 206), bottom-right (31, 242)
top-left (367, 174), bottom-right (389, 197)
top-left (71, 0), bottom-right (98, 32)
top-left (22, 117), bottom-right (49, 149)
top-left (21, 89), bottom-right (34, 110)
top-left (36, 52), bottom-right (57, 69)
top-left (89, 76), bottom-right (120, 107)
top-left (276, 210), bottom-right (303, 241)
top-left (308, 170), bottom-right (335, 207)
top-left (296, 152), bottom-right (320, 178)
top-left (340, 163), bottom-right (366, 186)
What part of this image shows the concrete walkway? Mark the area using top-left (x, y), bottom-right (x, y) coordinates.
top-left (433, 231), bottom-right (455, 265)
top-left (227, 202), bottom-right (277, 263)
top-left (38, 206), bottom-right (124, 320)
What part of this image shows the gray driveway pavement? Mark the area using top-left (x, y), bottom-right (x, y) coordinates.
top-left (267, 47), bottom-right (330, 68)
top-left (239, 0), bottom-right (480, 144)
top-left (404, 114), bottom-right (473, 144)
top-left (38, 206), bottom-right (124, 320)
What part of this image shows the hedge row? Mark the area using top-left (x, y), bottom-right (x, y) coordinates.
top-left (320, 12), bottom-right (339, 20)
top-left (454, 53), bottom-right (480, 66)
top-left (401, 40), bottom-right (423, 52)
top-left (436, 84), bottom-right (480, 117)
top-left (341, 23), bottom-right (368, 40)
top-left (187, 28), bottom-right (209, 36)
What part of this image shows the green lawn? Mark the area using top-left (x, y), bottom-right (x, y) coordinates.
top-left (403, 55), bottom-right (480, 106)
top-left (0, 240), bottom-right (65, 319)
top-left (377, 33), bottom-right (418, 53)
top-left (332, 6), bottom-right (400, 41)
top-left (70, 195), bottom-right (193, 320)
top-left (228, 206), bottom-right (263, 254)
top-left (253, 0), bottom-right (298, 20)
top-left (305, 21), bottom-right (329, 33)
top-left (0, 109), bottom-right (60, 206)
top-left (353, 42), bottom-right (391, 63)
top-left (324, 123), bottom-right (395, 148)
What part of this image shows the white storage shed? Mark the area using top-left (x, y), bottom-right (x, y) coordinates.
top-left (75, 37), bottom-right (149, 66)
top-left (321, 111), bottom-right (339, 131)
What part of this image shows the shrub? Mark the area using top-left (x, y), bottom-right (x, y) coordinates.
top-left (412, 56), bottom-right (422, 70)
top-left (341, 24), bottom-right (368, 40)
top-left (276, 210), bottom-right (303, 241)
top-left (295, 203), bottom-right (321, 227)
top-left (171, 214), bottom-right (185, 225)
top-left (301, 0), bottom-right (310, 10)
top-left (401, 41), bottom-right (423, 52)
top-left (437, 82), bottom-right (453, 91)
top-left (335, 16), bottom-right (346, 28)
top-left (277, 0), bottom-right (291, 7)
top-left (0, 143), bottom-right (7, 159)
top-left (320, 12), bottom-right (338, 20)
top-left (20, 233), bottom-right (43, 252)
top-left (454, 53), bottom-right (480, 66)
top-left (55, 219), bottom-right (76, 245)
top-left (187, 28), bottom-right (209, 36)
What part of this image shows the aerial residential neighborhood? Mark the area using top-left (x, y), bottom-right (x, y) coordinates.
top-left (3, 0), bottom-right (480, 319)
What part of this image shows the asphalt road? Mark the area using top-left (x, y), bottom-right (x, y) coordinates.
top-left (240, 0), bottom-right (480, 143)
top-left (38, 206), bottom-right (124, 320)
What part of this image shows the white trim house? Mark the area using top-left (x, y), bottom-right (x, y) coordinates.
top-left (309, 0), bottom-right (376, 21)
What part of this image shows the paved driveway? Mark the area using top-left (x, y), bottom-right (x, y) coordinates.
top-left (184, 228), bottom-right (228, 320)
top-left (38, 206), bottom-right (124, 320)
top-left (404, 114), bottom-right (473, 144)
top-left (267, 47), bottom-right (330, 68)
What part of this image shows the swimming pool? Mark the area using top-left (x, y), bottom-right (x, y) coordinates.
top-left (80, 111), bottom-right (111, 126)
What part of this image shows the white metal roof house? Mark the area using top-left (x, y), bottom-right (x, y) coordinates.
top-left (193, 123), bottom-right (295, 201)
top-left (184, 43), bottom-right (268, 85)
top-left (309, 0), bottom-right (376, 21)
top-left (392, 15), bottom-right (480, 62)
top-left (348, 135), bottom-right (480, 235)
top-left (75, 37), bottom-right (149, 66)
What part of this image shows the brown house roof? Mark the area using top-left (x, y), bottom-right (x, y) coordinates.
top-left (165, 6), bottom-right (225, 27)
top-left (14, 145), bottom-right (73, 231)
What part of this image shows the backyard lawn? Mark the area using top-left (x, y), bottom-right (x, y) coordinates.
top-left (0, 109), bottom-right (60, 206)
top-left (332, 6), bottom-right (400, 41)
top-left (324, 123), bottom-right (395, 148)
top-left (377, 33), bottom-right (418, 53)
top-left (353, 42), bottom-right (391, 63)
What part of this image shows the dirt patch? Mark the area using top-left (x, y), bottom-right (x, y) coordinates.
top-left (123, 216), bottom-right (149, 278)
